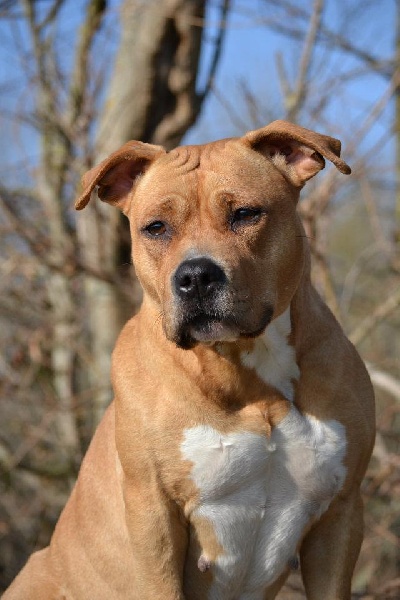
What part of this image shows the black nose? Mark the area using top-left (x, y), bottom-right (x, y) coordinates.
top-left (174, 258), bottom-right (226, 300)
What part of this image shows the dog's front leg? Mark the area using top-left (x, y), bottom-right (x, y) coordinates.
top-left (299, 490), bottom-right (364, 600)
top-left (122, 476), bottom-right (188, 600)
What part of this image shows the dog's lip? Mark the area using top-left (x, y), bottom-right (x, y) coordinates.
top-left (175, 312), bottom-right (238, 346)
top-left (178, 312), bottom-right (272, 346)
top-left (189, 315), bottom-right (239, 343)
top-left (172, 303), bottom-right (274, 348)
top-left (188, 313), bottom-right (226, 328)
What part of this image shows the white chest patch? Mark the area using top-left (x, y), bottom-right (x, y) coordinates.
top-left (241, 308), bottom-right (300, 401)
top-left (181, 409), bottom-right (347, 600)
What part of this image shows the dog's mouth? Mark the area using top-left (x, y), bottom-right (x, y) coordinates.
top-left (174, 313), bottom-right (238, 349)
top-left (173, 306), bottom-right (273, 350)
top-left (189, 314), bottom-right (239, 345)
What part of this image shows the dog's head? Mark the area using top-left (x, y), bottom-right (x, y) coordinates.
top-left (76, 121), bottom-right (350, 349)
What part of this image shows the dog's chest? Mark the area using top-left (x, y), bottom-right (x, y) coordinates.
top-left (181, 409), bottom-right (347, 600)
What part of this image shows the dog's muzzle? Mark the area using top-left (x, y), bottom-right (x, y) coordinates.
top-left (171, 257), bottom-right (235, 348)
top-left (168, 257), bottom-right (273, 349)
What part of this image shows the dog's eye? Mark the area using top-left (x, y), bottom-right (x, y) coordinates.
top-left (231, 208), bottom-right (262, 226)
top-left (144, 221), bottom-right (167, 237)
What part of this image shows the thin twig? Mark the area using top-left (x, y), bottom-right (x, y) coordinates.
top-left (198, 0), bottom-right (231, 104)
top-left (350, 286), bottom-right (400, 346)
top-left (366, 363), bottom-right (400, 401)
top-left (286, 0), bottom-right (324, 121)
top-left (261, 0), bottom-right (394, 78)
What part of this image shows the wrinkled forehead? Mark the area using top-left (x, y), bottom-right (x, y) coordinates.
top-left (135, 138), bottom-right (279, 202)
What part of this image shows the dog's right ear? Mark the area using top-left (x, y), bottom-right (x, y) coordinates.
top-left (75, 141), bottom-right (166, 214)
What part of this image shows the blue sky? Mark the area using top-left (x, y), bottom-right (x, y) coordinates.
top-left (0, 0), bottom-right (396, 182)
top-left (185, 0), bottom-right (396, 178)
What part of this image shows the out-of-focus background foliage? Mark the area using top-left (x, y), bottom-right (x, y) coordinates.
top-left (0, 0), bottom-right (399, 596)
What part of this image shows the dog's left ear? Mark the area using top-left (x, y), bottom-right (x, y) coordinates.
top-left (75, 141), bottom-right (166, 213)
top-left (243, 120), bottom-right (351, 187)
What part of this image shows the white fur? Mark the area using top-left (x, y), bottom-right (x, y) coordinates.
top-left (181, 410), bottom-right (347, 600)
top-left (241, 308), bottom-right (300, 401)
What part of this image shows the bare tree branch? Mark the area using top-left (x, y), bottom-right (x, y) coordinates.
top-left (285, 0), bottom-right (324, 121)
top-left (38, 0), bottom-right (65, 31)
top-left (262, 0), bottom-right (395, 78)
top-left (367, 363), bottom-right (400, 401)
top-left (197, 0), bottom-right (231, 104)
top-left (66, 0), bottom-right (107, 133)
top-left (350, 286), bottom-right (400, 347)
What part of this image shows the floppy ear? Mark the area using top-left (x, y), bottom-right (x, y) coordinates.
top-left (75, 141), bottom-right (166, 213)
top-left (243, 120), bottom-right (351, 187)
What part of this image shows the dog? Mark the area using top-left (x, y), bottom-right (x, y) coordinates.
top-left (4, 120), bottom-right (375, 600)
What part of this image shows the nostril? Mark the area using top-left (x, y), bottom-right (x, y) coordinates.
top-left (200, 272), bottom-right (216, 290)
top-left (179, 274), bottom-right (193, 292)
top-left (200, 263), bottom-right (226, 290)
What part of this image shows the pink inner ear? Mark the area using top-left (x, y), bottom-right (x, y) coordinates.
top-left (269, 141), bottom-right (325, 184)
top-left (288, 146), bottom-right (324, 179)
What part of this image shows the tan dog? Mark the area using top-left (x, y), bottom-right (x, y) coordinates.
top-left (4, 121), bottom-right (375, 600)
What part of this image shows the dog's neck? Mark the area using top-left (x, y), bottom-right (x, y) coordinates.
top-left (137, 289), bottom-right (314, 407)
